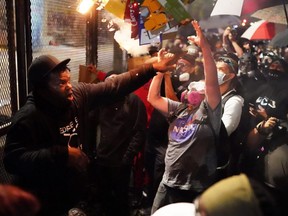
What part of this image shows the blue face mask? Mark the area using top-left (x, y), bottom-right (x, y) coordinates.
top-left (217, 71), bottom-right (227, 85)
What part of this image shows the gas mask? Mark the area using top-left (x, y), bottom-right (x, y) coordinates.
top-left (238, 61), bottom-right (257, 78)
top-left (246, 70), bottom-right (256, 78)
top-left (180, 81), bottom-right (205, 107)
top-left (238, 52), bottom-right (258, 77)
top-left (179, 72), bottom-right (190, 81)
top-left (175, 61), bottom-right (193, 82)
top-left (181, 90), bottom-right (203, 107)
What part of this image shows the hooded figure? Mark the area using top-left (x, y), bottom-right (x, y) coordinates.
top-left (194, 174), bottom-right (279, 216)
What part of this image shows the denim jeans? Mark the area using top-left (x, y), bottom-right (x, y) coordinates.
top-left (151, 181), bottom-right (201, 214)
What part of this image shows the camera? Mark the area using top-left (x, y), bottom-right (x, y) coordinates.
top-left (273, 119), bottom-right (287, 136)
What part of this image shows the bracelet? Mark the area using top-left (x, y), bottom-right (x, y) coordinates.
top-left (255, 121), bottom-right (270, 136)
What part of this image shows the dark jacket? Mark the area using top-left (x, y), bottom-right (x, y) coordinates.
top-left (95, 93), bottom-right (147, 166)
top-left (3, 64), bottom-right (156, 214)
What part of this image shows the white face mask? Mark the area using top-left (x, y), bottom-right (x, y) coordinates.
top-left (179, 72), bottom-right (190, 81)
top-left (217, 71), bottom-right (227, 85)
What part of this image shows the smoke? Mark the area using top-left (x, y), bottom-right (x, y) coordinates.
top-left (114, 21), bottom-right (150, 57)
top-left (103, 12), bottom-right (150, 57)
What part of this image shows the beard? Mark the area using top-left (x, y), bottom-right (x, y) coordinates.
top-left (40, 87), bottom-right (73, 111)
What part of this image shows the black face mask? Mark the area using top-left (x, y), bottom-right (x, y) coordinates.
top-left (239, 60), bottom-right (257, 74)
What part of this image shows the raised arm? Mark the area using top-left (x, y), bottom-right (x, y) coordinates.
top-left (188, 21), bottom-right (221, 110)
top-left (164, 72), bottom-right (179, 101)
top-left (147, 49), bottom-right (173, 115)
top-left (222, 27), bottom-right (244, 57)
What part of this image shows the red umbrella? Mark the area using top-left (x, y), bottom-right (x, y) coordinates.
top-left (211, 0), bottom-right (284, 17)
top-left (241, 20), bottom-right (286, 40)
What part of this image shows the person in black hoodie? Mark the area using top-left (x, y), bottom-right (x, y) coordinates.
top-left (3, 54), bottom-right (175, 216)
top-left (90, 71), bottom-right (147, 216)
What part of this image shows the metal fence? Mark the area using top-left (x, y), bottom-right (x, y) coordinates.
top-left (0, 0), bottom-right (124, 183)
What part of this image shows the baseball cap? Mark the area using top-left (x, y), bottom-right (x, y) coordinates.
top-left (28, 55), bottom-right (70, 86)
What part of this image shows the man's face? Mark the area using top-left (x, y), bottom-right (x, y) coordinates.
top-left (216, 61), bottom-right (231, 75)
top-left (47, 69), bottom-right (73, 104)
top-left (216, 60), bottom-right (236, 91)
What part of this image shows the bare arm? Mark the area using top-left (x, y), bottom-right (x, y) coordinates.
top-left (147, 72), bottom-right (169, 115)
top-left (231, 40), bottom-right (244, 57)
top-left (188, 21), bottom-right (221, 110)
top-left (148, 49), bottom-right (173, 114)
top-left (164, 72), bottom-right (179, 101)
top-left (246, 117), bottom-right (278, 149)
top-left (222, 27), bottom-right (243, 57)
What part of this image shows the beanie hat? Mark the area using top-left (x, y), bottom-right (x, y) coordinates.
top-left (28, 55), bottom-right (70, 87)
top-left (199, 174), bottom-right (262, 216)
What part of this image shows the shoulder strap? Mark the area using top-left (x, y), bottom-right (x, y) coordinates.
top-left (204, 103), bottom-right (230, 170)
top-left (222, 90), bottom-right (237, 106)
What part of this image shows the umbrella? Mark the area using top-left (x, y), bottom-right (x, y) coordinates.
top-left (241, 20), bottom-right (286, 40)
top-left (251, 4), bottom-right (288, 25)
top-left (269, 29), bottom-right (288, 47)
top-left (199, 15), bottom-right (241, 30)
top-left (211, 0), bottom-right (284, 17)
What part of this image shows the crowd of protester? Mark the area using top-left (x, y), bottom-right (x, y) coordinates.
top-left (2, 20), bottom-right (288, 216)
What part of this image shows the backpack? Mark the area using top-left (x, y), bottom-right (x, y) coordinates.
top-left (207, 90), bottom-right (247, 179)
top-left (205, 109), bottom-right (230, 179)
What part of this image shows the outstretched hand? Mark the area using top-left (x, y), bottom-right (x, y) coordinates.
top-left (223, 26), bottom-right (237, 42)
top-left (187, 20), bottom-right (207, 48)
top-left (249, 105), bottom-right (268, 120)
top-left (87, 64), bottom-right (97, 75)
top-left (157, 48), bottom-right (174, 62)
top-left (152, 49), bottom-right (176, 73)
